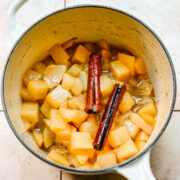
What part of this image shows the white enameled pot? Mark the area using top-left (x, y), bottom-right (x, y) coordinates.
top-left (3, 0), bottom-right (176, 179)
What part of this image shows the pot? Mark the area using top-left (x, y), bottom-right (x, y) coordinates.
top-left (3, 0), bottom-right (176, 179)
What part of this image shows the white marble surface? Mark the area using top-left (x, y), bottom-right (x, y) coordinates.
top-left (0, 0), bottom-right (180, 179)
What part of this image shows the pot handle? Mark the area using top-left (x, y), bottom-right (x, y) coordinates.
top-left (8, 0), bottom-right (28, 42)
top-left (114, 150), bottom-right (156, 180)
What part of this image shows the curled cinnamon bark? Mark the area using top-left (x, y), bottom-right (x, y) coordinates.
top-left (93, 84), bottom-right (126, 150)
top-left (86, 53), bottom-right (102, 113)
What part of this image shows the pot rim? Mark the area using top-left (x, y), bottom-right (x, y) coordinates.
top-left (2, 5), bottom-right (177, 174)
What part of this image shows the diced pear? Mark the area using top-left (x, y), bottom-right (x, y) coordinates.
top-left (61, 73), bottom-right (75, 91)
top-left (130, 113), bottom-right (153, 135)
top-left (43, 119), bottom-right (51, 129)
top-left (117, 111), bottom-right (131, 122)
top-left (23, 121), bottom-right (36, 131)
top-left (118, 53), bottom-right (135, 75)
top-left (137, 103), bottom-right (157, 117)
top-left (58, 109), bottom-right (88, 127)
top-left (100, 75), bottom-right (114, 97)
top-left (97, 151), bottom-right (117, 168)
top-left (135, 140), bottom-right (146, 151)
top-left (43, 65), bottom-right (66, 88)
top-left (70, 132), bottom-right (93, 154)
top-left (76, 94), bottom-right (86, 110)
top-left (22, 69), bottom-right (41, 87)
top-left (108, 126), bottom-right (131, 148)
top-left (40, 101), bottom-right (52, 118)
top-left (68, 94), bottom-right (86, 110)
top-left (32, 130), bottom-right (43, 147)
top-left (62, 37), bottom-right (77, 49)
top-left (124, 120), bottom-right (140, 139)
top-left (82, 63), bottom-right (89, 72)
top-left (27, 80), bottom-right (48, 100)
top-left (55, 137), bottom-right (63, 145)
top-left (58, 108), bottom-right (79, 123)
top-left (68, 98), bottom-right (78, 110)
top-left (62, 140), bottom-right (70, 149)
top-left (49, 109), bottom-right (66, 133)
top-left (135, 131), bottom-right (149, 142)
top-left (138, 113), bottom-right (156, 126)
top-left (20, 87), bottom-right (36, 102)
top-left (67, 64), bottom-right (82, 77)
top-left (56, 124), bottom-right (76, 144)
top-left (137, 80), bottom-right (153, 96)
top-left (110, 60), bottom-right (130, 81)
top-left (71, 78), bottom-right (83, 96)
top-left (119, 92), bottom-right (135, 113)
top-left (75, 154), bottom-right (89, 165)
top-left (92, 163), bottom-right (101, 169)
top-left (47, 148), bottom-right (70, 166)
top-left (79, 71), bottom-right (88, 91)
top-left (79, 162), bottom-right (92, 169)
top-left (72, 45), bottom-right (90, 64)
top-left (66, 154), bottom-right (80, 168)
top-left (96, 39), bottom-right (109, 50)
top-left (79, 118), bottom-right (98, 138)
top-left (135, 57), bottom-right (147, 74)
top-left (46, 85), bottom-right (71, 108)
top-left (114, 139), bottom-right (138, 160)
top-left (20, 102), bottom-right (39, 123)
top-left (54, 144), bottom-right (69, 155)
top-left (72, 110), bottom-right (88, 128)
top-left (43, 127), bottom-right (53, 148)
top-left (59, 100), bottom-right (68, 109)
top-left (32, 62), bottom-right (46, 75)
top-left (49, 43), bottom-right (70, 65)
top-left (138, 96), bottom-right (154, 105)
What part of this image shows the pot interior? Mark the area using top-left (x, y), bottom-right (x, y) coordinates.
top-left (3, 6), bottom-right (175, 170)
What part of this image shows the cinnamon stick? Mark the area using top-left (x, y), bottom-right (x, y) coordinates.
top-left (86, 55), bottom-right (95, 113)
top-left (86, 53), bottom-right (102, 113)
top-left (93, 84), bottom-right (126, 150)
top-left (93, 53), bottom-right (101, 112)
